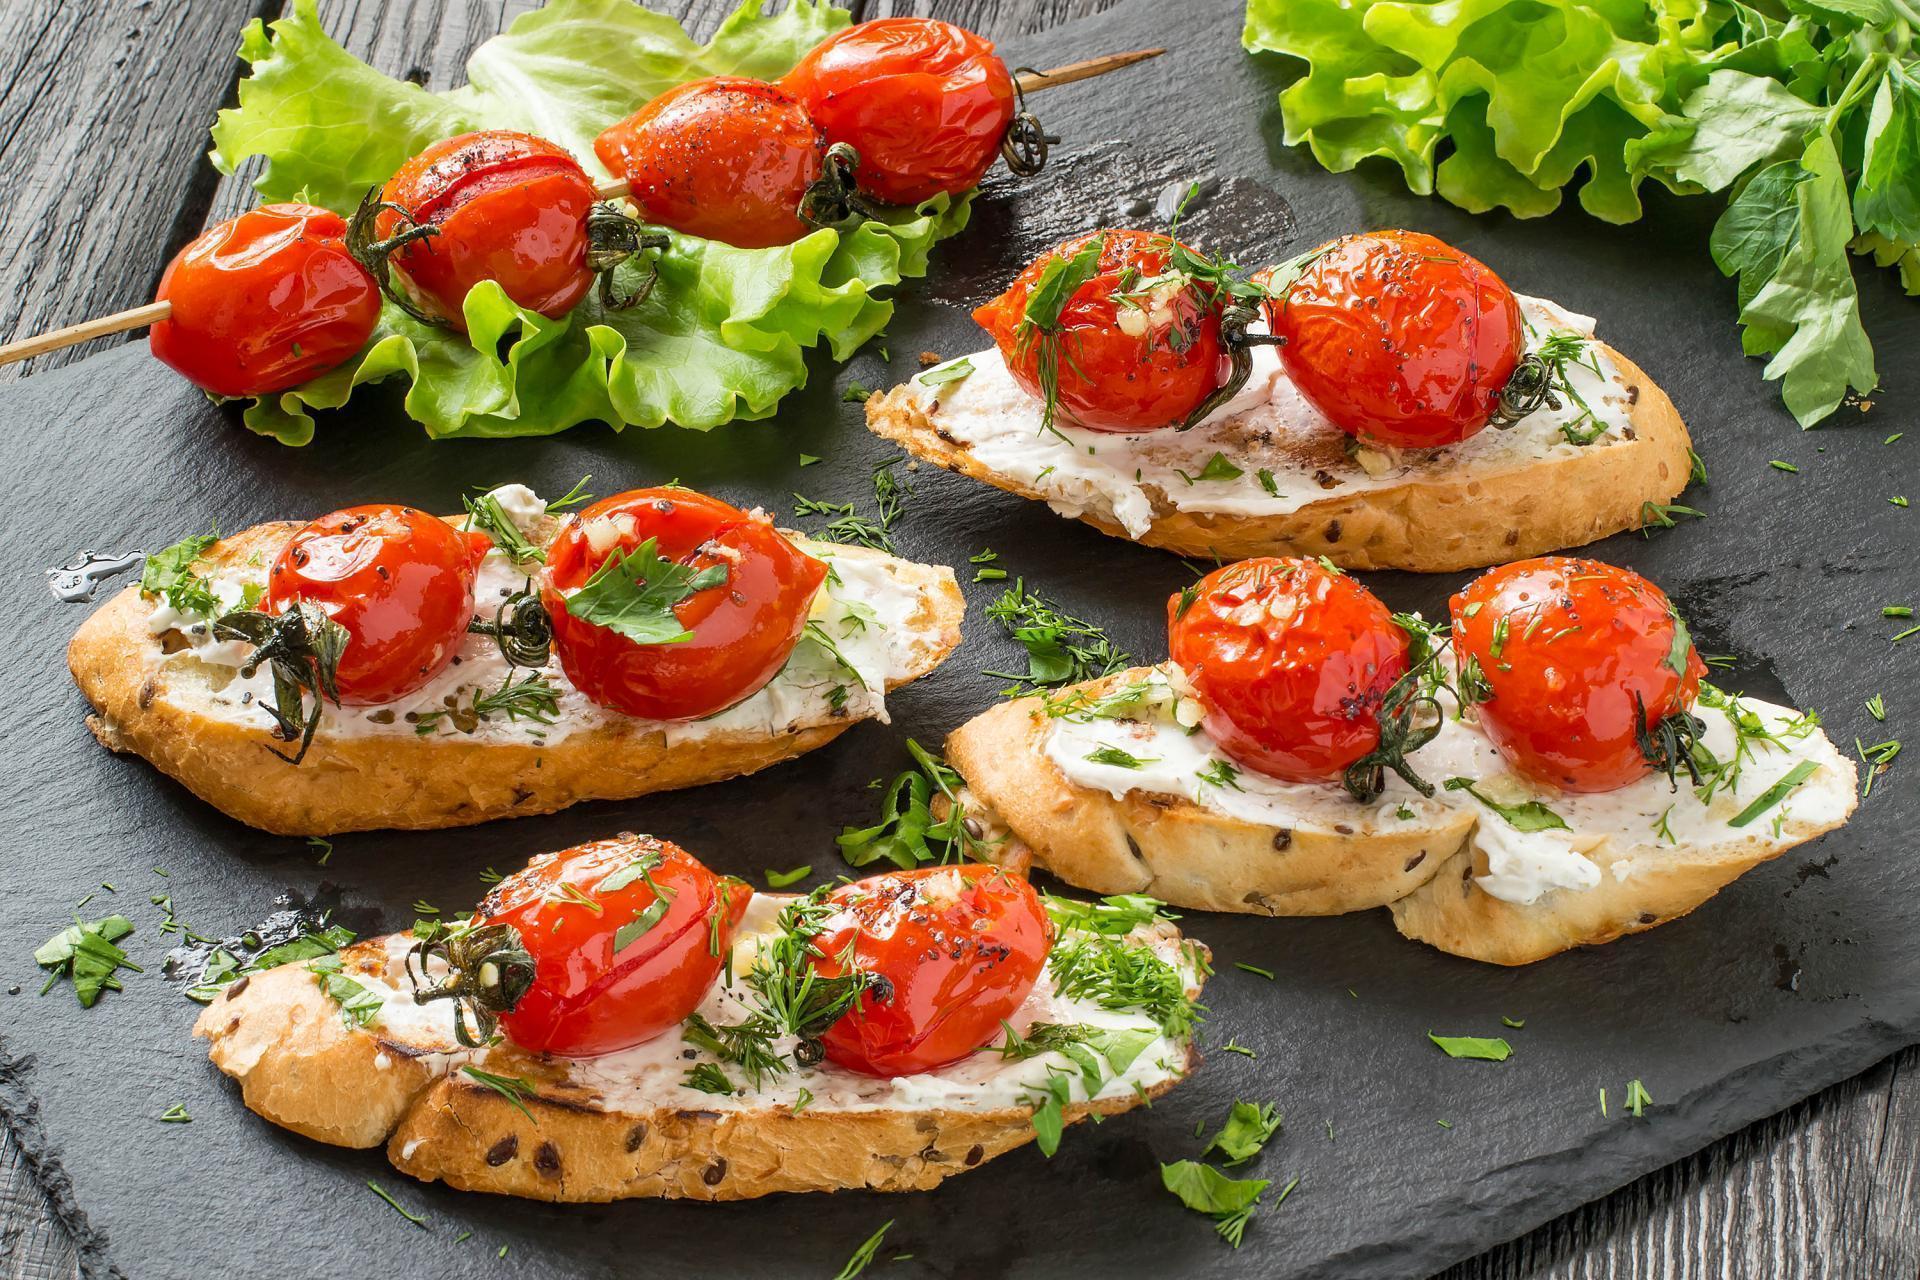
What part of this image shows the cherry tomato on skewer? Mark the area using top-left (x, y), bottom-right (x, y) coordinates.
top-left (370, 130), bottom-right (600, 329)
top-left (415, 836), bottom-right (749, 1057)
top-left (1450, 557), bottom-right (1707, 793)
top-left (594, 77), bottom-right (828, 249)
top-left (973, 228), bottom-right (1238, 432)
top-left (149, 204), bottom-right (382, 399)
top-left (1260, 230), bottom-right (1525, 450)
top-left (781, 18), bottom-right (1016, 205)
top-left (1166, 557), bottom-right (1412, 786)
top-left (263, 504), bottom-right (490, 705)
top-left (811, 864), bottom-right (1053, 1077)
top-left (541, 488), bottom-right (828, 721)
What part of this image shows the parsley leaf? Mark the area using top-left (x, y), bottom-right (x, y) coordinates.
top-left (35, 916), bottom-right (141, 1007)
top-left (141, 528), bottom-right (221, 616)
top-left (561, 538), bottom-right (727, 645)
top-left (1428, 1031), bottom-right (1513, 1061)
top-left (1444, 777), bottom-right (1571, 833)
top-left (1160, 1161), bottom-right (1273, 1248)
top-left (1204, 1100), bottom-right (1283, 1165)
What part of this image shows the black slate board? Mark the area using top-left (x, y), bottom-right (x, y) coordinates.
top-left (2, 1), bottom-right (1915, 1276)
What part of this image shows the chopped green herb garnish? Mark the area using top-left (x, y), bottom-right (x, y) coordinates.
top-left (764, 865), bottom-right (813, 889)
top-left (308, 954), bottom-right (382, 1028)
top-left (563, 538), bottom-right (727, 645)
top-left (916, 357), bottom-right (974, 387)
top-left (1770, 460), bottom-right (1799, 473)
top-left (984, 578), bottom-right (1130, 694)
top-left (366, 1180), bottom-right (427, 1228)
top-left (1234, 962), bottom-right (1275, 980)
top-left (834, 1220), bottom-right (894, 1280)
top-left (1727, 760), bottom-right (1820, 827)
top-left (35, 916), bottom-right (140, 1007)
top-left (1086, 744), bottom-right (1155, 769)
top-left (1204, 1100), bottom-right (1282, 1165)
top-left (1160, 1160), bottom-right (1273, 1248)
top-left (1443, 778), bottom-right (1569, 832)
top-left (461, 1066), bottom-right (539, 1125)
top-left (158, 1103), bottom-right (191, 1124)
top-left (1624, 1078), bottom-right (1654, 1118)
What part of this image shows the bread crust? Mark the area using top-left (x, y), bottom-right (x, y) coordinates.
top-left (868, 347), bottom-right (1691, 571)
top-left (1389, 747), bottom-right (1859, 965)
top-left (945, 671), bottom-right (1474, 916)
top-left (195, 940), bottom-right (1197, 1203)
top-left (68, 522), bottom-right (963, 836)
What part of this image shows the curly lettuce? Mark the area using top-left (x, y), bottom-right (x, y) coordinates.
top-left (1243, 0), bottom-right (1918, 426)
top-left (211, 0), bottom-right (969, 443)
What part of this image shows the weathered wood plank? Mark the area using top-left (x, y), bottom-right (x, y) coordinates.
top-left (0, 0), bottom-right (264, 383)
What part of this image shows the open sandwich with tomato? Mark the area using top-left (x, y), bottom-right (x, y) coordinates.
top-left (944, 557), bottom-right (1856, 965)
top-left (68, 485), bottom-right (962, 835)
top-left (194, 840), bottom-right (1209, 1201)
top-left (868, 228), bottom-right (1694, 572)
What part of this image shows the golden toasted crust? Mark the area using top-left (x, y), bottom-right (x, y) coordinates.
top-left (194, 942), bottom-right (1196, 1203)
top-left (868, 347), bottom-right (1691, 571)
top-left (945, 671), bottom-right (1474, 916)
top-left (1389, 748), bottom-right (1860, 965)
top-left (69, 522), bottom-right (964, 836)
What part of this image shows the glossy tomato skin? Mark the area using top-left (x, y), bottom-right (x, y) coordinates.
top-left (1451, 557), bottom-right (1706, 793)
top-left (542, 488), bottom-right (828, 721)
top-left (1264, 230), bottom-right (1523, 450)
top-left (973, 229), bottom-right (1228, 432)
top-left (150, 204), bottom-right (381, 399)
top-left (264, 504), bottom-right (489, 706)
top-left (780, 18), bottom-right (1014, 205)
top-left (594, 77), bottom-right (823, 249)
top-left (814, 865), bottom-right (1053, 1077)
top-left (1167, 557), bottom-right (1411, 783)
top-left (481, 836), bottom-right (749, 1058)
top-left (376, 130), bottom-right (598, 329)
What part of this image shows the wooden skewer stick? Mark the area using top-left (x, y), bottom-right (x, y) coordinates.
top-left (1, 47), bottom-right (1164, 368)
top-left (0, 301), bottom-right (172, 367)
top-left (589, 47), bottom-right (1164, 200)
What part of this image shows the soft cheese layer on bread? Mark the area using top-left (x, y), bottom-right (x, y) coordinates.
top-left (950, 667), bottom-right (1856, 962)
top-left (869, 300), bottom-right (1692, 571)
top-left (69, 490), bottom-right (964, 834)
top-left (193, 891), bottom-right (1208, 1202)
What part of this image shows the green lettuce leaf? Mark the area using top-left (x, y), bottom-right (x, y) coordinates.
top-left (212, 0), bottom-right (970, 443)
top-left (1731, 134), bottom-right (1877, 424)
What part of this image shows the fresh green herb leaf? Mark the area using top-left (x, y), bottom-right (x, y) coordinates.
top-left (985, 578), bottom-right (1131, 694)
top-left (462, 491), bottom-right (545, 563)
top-left (1624, 1077), bottom-right (1654, 1118)
top-left (1502, 1016), bottom-right (1526, 1029)
top-left (1443, 778), bottom-right (1571, 833)
top-left (1086, 744), bottom-right (1156, 769)
top-left (158, 1103), bottom-right (191, 1124)
top-left (1160, 1160), bottom-right (1273, 1248)
top-left (366, 1180), bottom-right (427, 1228)
top-left (413, 673), bottom-right (559, 735)
top-left (799, 453), bottom-right (822, 467)
top-left (834, 1220), bottom-right (894, 1280)
top-left (562, 537), bottom-right (727, 645)
top-left (1728, 759), bottom-right (1820, 826)
top-left (916, 357), bottom-right (974, 387)
top-left (1867, 694), bottom-right (1887, 721)
top-left (683, 1062), bottom-right (736, 1095)
top-left (612, 898), bottom-right (671, 953)
top-left (1256, 468), bottom-right (1278, 496)
top-left (141, 528), bottom-right (221, 617)
top-left (1234, 962), bottom-right (1275, 980)
top-left (1428, 1032), bottom-right (1513, 1062)
top-left (461, 1066), bottom-right (539, 1125)
top-left (837, 739), bottom-right (989, 868)
top-left (35, 916), bottom-right (140, 1007)
top-left (1205, 1101), bottom-right (1283, 1165)
top-left (764, 865), bottom-right (813, 889)
top-left (308, 953), bottom-right (383, 1028)
top-left (1177, 453), bottom-right (1244, 484)
top-left (841, 380), bottom-right (873, 403)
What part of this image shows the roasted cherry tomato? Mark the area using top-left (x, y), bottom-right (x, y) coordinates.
top-left (594, 77), bottom-right (824, 249)
top-left (375, 130), bottom-right (599, 329)
top-left (475, 836), bottom-right (749, 1058)
top-left (1167, 557), bottom-right (1410, 783)
top-left (812, 865), bottom-right (1053, 1077)
top-left (149, 204), bottom-right (381, 399)
top-left (542, 488), bottom-right (828, 721)
top-left (1262, 230), bottom-right (1523, 450)
top-left (1451, 557), bottom-right (1706, 793)
top-left (780, 18), bottom-right (1015, 205)
top-left (264, 504), bottom-right (489, 705)
top-left (974, 229), bottom-right (1229, 432)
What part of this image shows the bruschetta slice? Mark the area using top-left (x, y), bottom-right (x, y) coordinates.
top-left (869, 229), bottom-right (1692, 572)
top-left (943, 556), bottom-right (1857, 965)
top-left (193, 838), bottom-right (1208, 1202)
top-left (69, 485), bottom-right (963, 835)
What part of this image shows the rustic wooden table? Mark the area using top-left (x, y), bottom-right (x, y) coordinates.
top-left (1, 2), bottom-right (1914, 1276)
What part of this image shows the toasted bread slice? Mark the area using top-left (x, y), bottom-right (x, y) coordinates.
top-left (193, 894), bottom-right (1206, 1202)
top-left (947, 669), bottom-right (1858, 963)
top-left (947, 671), bottom-right (1470, 916)
top-left (869, 341), bottom-right (1691, 572)
top-left (70, 520), bottom-right (963, 835)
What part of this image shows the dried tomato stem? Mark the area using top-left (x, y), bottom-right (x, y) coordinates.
top-left (408, 921), bottom-right (537, 1049)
